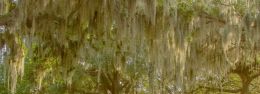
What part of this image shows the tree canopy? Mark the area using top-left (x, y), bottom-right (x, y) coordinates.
top-left (0, 0), bottom-right (260, 94)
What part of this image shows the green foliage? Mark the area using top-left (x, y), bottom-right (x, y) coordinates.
top-left (177, 1), bottom-right (194, 23)
top-left (234, 0), bottom-right (247, 16)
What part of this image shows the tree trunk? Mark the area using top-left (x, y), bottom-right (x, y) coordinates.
top-left (241, 81), bottom-right (250, 94)
top-left (239, 74), bottom-right (251, 94)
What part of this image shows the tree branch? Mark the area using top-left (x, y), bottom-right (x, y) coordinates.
top-left (0, 5), bottom-right (17, 26)
top-left (0, 14), bottom-right (12, 26)
top-left (199, 86), bottom-right (241, 93)
top-left (251, 72), bottom-right (260, 80)
top-left (198, 11), bottom-right (226, 25)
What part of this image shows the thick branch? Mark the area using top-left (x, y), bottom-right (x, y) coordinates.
top-left (251, 72), bottom-right (260, 80)
top-left (199, 86), bottom-right (241, 93)
top-left (0, 7), bottom-right (17, 26)
top-left (0, 14), bottom-right (12, 26)
top-left (198, 11), bottom-right (226, 25)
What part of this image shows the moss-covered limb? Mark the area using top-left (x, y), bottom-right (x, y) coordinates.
top-left (0, 0), bottom-right (16, 26)
top-left (0, 13), bottom-right (13, 26)
top-left (197, 10), bottom-right (226, 25)
top-left (199, 85), bottom-right (241, 93)
top-left (0, 0), bottom-right (14, 15)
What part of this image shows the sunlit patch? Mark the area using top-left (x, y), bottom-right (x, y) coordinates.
top-left (0, 26), bottom-right (5, 33)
